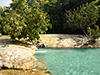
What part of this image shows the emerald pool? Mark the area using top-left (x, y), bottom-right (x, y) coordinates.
top-left (34, 48), bottom-right (100, 75)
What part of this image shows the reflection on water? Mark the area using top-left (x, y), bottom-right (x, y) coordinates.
top-left (35, 51), bottom-right (47, 53)
top-left (34, 48), bottom-right (100, 75)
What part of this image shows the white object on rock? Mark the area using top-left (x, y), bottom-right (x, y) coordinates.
top-left (35, 51), bottom-right (47, 53)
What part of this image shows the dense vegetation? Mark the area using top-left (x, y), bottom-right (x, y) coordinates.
top-left (66, 1), bottom-right (100, 40)
top-left (0, 0), bottom-right (52, 42)
top-left (44, 0), bottom-right (99, 34)
top-left (0, 0), bottom-right (100, 41)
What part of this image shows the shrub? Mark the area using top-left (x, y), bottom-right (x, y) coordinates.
top-left (42, 0), bottom-right (96, 34)
top-left (87, 25), bottom-right (100, 41)
top-left (66, 1), bottom-right (100, 40)
top-left (2, 0), bottom-right (52, 42)
top-left (0, 6), bottom-right (4, 35)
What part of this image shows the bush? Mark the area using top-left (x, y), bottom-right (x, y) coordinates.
top-left (2, 0), bottom-right (52, 42)
top-left (0, 6), bottom-right (4, 35)
top-left (87, 25), bottom-right (100, 41)
top-left (0, 6), bottom-right (10, 35)
top-left (66, 1), bottom-right (100, 40)
top-left (42, 0), bottom-right (96, 34)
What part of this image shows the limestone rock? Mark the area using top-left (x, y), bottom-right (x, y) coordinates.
top-left (36, 42), bottom-right (45, 48)
top-left (56, 38), bottom-right (77, 48)
top-left (33, 59), bottom-right (51, 74)
top-left (30, 45), bottom-right (38, 51)
top-left (0, 45), bottom-right (37, 69)
top-left (0, 69), bottom-right (50, 75)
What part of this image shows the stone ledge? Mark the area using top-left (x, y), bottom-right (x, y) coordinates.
top-left (0, 35), bottom-right (51, 75)
top-left (38, 34), bottom-right (100, 48)
top-left (1, 34), bottom-right (100, 48)
top-left (39, 34), bottom-right (87, 48)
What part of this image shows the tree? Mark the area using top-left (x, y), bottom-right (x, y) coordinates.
top-left (2, 0), bottom-right (52, 43)
top-left (0, 6), bottom-right (9, 35)
top-left (87, 25), bottom-right (100, 42)
top-left (66, 1), bottom-right (100, 41)
top-left (0, 6), bottom-right (3, 36)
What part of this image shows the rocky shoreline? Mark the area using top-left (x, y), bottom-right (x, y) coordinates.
top-left (0, 34), bottom-right (100, 75)
top-left (1, 34), bottom-right (100, 48)
top-left (37, 34), bottom-right (100, 48)
top-left (0, 35), bottom-right (51, 75)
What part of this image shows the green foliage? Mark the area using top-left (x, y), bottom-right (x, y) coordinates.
top-left (0, 6), bottom-right (4, 34)
top-left (0, 6), bottom-right (11, 35)
top-left (42, 0), bottom-right (96, 34)
top-left (65, 0), bottom-right (95, 10)
top-left (42, 0), bottom-right (66, 33)
top-left (10, 0), bottom-right (27, 10)
top-left (66, 2), bottom-right (100, 39)
top-left (2, 0), bottom-right (52, 41)
top-left (3, 11), bottom-right (25, 40)
top-left (0, 33), bottom-right (2, 37)
top-left (1, 0), bottom-right (100, 38)
top-left (0, 6), bottom-right (3, 31)
top-left (87, 25), bottom-right (100, 41)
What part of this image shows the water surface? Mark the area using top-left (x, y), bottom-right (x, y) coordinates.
top-left (34, 48), bottom-right (100, 75)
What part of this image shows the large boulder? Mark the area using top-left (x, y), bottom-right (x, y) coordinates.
top-left (0, 35), bottom-right (51, 75)
top-left (0, 45), bottom-right (37, 70)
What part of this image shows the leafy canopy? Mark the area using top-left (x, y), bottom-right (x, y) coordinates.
top-left (66, 1), bottom-right (100, 40)
top-left (2, 0), bottom-right (52, 41)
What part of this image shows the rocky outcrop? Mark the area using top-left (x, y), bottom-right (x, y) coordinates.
top-left (0, 69), bottom-right (50, 75)
top-left (81, 39), bottom-right (100, 48)
top-left (1, 34), bottom-right (100, 48)
top-left (0, 45), bottom-right (36, 69)
top-left (39, 34), bottom-right (88, 48)
top-left (33, 59), bottom-right (51, 74)
top-left (38, 34), bottom-right (100, 48)
top-left (0, 36), bottom-right (51, 75)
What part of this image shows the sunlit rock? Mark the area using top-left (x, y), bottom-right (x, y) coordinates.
top-left (33, 58), bottom-right (51, 74)
top-left (56, 38), bottom-right (77, 48)
top-left (0, 35), bottom-right (51, 75)
top-left (0, 69), bottom-right (50, 75)
top-left (30, 45), bottom-right (38, 51)
top-left (0, 45), bottom-right (36, 69)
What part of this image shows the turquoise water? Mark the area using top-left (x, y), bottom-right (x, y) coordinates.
top-left (34, 48), bottom-right (100, 75)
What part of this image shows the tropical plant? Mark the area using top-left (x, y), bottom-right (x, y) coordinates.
top-left (2, 0), bottom-right (52, 43)
top-left (0, 6), bottom-right (4, 36)
top-left (66, 1), bottom-right (100, 40)
top-left (87, 25), bottom-right (100, 41)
